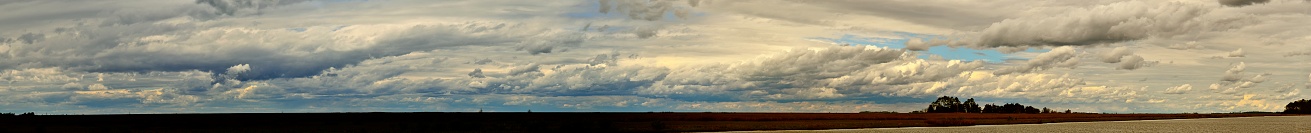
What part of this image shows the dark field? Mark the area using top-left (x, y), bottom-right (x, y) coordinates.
top-left (0, 112), bottom-right (1296, 133)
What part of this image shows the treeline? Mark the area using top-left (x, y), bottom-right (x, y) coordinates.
top-left (921, 96), bottom-right (1070, 114)
top-left (1284, 99), bottom-right (1311, 114)
top-left (0, 112), bottom-right (36, 117)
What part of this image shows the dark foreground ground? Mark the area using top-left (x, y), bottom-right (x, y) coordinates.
top-left (0, 112), bottom-right (1295, 133)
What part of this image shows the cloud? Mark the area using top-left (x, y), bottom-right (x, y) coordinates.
top-left (599, 0), bottom-right (694, 21)
top-left (1228, 48), bottom-right (1245, 57)
top-left (62, 82), bottom-right (85, 91)
top-left (3, 0), bottom-right (1309, 114)
top-left (994, 46), bottom-right (1079, 74)
top-left (962, 1), bottom-right (1253, 48)
top-left (1222, 62), bottom-right (1247, 82)
top-left (1218, 0), bottom-right (1271, 7)
top-left (1117, 55), bottom-right (1147, 70)
top-left (1101, 46), bottom-right (1133, 63)
top-left (1168, 41), bottom-right (1203, 50)
top-left (87, 84), bottom-right (110, 91)
top-left (195, 0), bottom-right (312, 16)
top-left (1164, 84), bottom-right (1193, 94)
top-left (468, 68), bottom-right (485, 78)
top-left (226, 64), bottom-right (250, 75)
top-left (1, 21), bottom-right (573, 80)
top-left (904, 38), bottom-right (930, 51)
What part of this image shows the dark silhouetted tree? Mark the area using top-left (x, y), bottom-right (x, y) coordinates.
top-left (1284, 99), bottom-right (1311, 114)
top-left (927, 96), bottom-right (963, 113)
top-left (963, 98), bottom-right (981, 113)
top-left (928, 97), bottom-right (1056, 114)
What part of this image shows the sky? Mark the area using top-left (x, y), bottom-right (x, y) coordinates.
top-left (0, 0), bottom-right (1309, 114)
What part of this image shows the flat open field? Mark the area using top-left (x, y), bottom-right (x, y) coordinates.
top-left (0, 112), bottom-right (1297, 133)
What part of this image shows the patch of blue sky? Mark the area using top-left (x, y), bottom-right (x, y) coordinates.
top-left (330, 25), bottom-right (348, 32)
top-left (816, 33), bottom-right (1048, 63)
top-left (287, 27), bottom-right (307, 32)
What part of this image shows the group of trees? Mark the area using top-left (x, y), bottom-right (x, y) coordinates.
top-left (0, 112), bottom-right (36, 117)
top-left (925, 96), bottom-right (1070, 114)
top-left (926, 96), bottom-right (981, 113)
top-left (1284, 99), bottom-right (1311, 114)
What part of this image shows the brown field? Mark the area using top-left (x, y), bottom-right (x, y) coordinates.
top-left (597, 113), bottom-right (1297, 132)
top-left (0, 112), bottom-right (1298, 133)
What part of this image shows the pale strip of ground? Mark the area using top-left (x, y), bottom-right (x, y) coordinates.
top-left (714, 115), bottom-right (1311, 133)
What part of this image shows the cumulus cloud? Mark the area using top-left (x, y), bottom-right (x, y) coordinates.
top-left (1222, 62), bottom-right (1247, 82)
top-left (599, 0), bottom-right (694, 21)
top-left (994, 46), bottom-right (1079, 74)
top-left (226, 64), bottom-right (250, 75)
top-left (963, 1), bottom-right (1253, 48)
top-left (87, 84), bottom-right (110, 91)
top-left (62, 82), bottom-right (85, 91)
top-left (1210, 62), bottom-right (1276, 94)
top-left (1101, 46), bottom-right (1133, 63)
top-left (1117, 55), bottom-right (1147, 70)
top-left (904, 38), bottom-right (930, 51)
top-left (468, 68), bottom-right (485, 78)
top-left (1228, 48), bottom-right (1246, 57)
top-left (1164, 84), bottom-right (1193, 94)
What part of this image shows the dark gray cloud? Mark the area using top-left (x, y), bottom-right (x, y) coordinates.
top-left (963, 1), bottom-right (1255, 48)
top-left (1218, 0), bottom-right (1270, 7)
top-left (0, 22), bottom-right (562, 81)
top-left (16, 33), bottom-right (42, 44)
top-left (195, 0), bottom-right (311, 16)
top-left (599, 0), bottom-right (694, 21)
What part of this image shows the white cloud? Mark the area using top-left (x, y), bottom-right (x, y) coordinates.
top-left (226, 64), bottom-right (250, 75)
top-left (904, 38), bottom-right (930, 51)
top-left (1164, 84), bottom-right (1193, 94)
top-left (1101, 46), bottom-right (1133, 63)
top-left (87, 84), bottom-right (110, 91)
top-left (61, 82), bottom-right (84, 91)
top-left (1222, 62), bottom-right (1247, 82)
top-left (1228, 48), bottom-right (1246, 57)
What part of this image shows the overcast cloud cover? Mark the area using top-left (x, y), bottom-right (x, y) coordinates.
top-left (1, 0), bottom-right (1309, 114)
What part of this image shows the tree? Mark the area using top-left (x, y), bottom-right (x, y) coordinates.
top-left (963, 98), bottom-right (981, 113)
top-left (1024, 106), bottom-right (1039, 114)
top-left (927, 96), bottom-right (964, 113)
top-left (1284, 99), bottom-right (1311, 114)
top-left (982, 104), bottom-right (1000, 113)
top-left (1042, 107), bottom-right (1051, 113)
